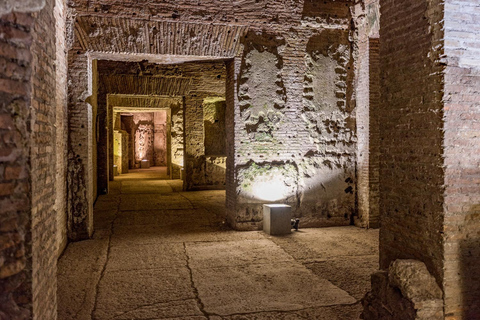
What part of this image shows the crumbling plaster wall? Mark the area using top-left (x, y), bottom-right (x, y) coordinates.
top-left (67, 0), bottom-right (364, 231)
top-left (230, 7), bottom-right (356, 230)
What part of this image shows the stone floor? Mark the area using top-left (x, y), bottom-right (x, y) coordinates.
top-left (57, 167), bottom-right (379, 320)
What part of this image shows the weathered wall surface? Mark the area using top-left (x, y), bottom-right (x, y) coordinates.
top-left (0, 11), bottom-right (35, 320)
top-left (54, 0), bottom-right (68, 257)
top-left (0, 0), bottom-right (45, 16)
top-left (353, 0), bottom-right (380, 228)
top-left (1, 0), bottom-right (64, 317)
top-left (443, 0), bottom-right (480, 317)
top-left (204, 98), bottom-right (227, 187)
top-left (153, 111), bottom-right (167, 166)
top-left (113, 129), bottom-right (129, 174)
top-left (30, 0), bottom-right (58, 317)
top-left (378, 0), bottom-right (445, 287)
top-left (133, 113), bottom-right (155, 165)
top-left (66, 51), bottom-right (94, 240)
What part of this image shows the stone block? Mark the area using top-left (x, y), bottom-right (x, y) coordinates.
top-left (263, 204), bottom-right (291, 236)
top-left (141, 160), bottom-right (150, 169)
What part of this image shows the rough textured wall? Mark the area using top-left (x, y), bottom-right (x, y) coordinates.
top-left (0, 0), bottom-right (45, 15)
top-left (66, 51), bottom-right (94, 240)
top-left (113, 130), bottom-right (129, 174)
top-left (30, 0), bottom-right (58, 317)
top-left (443, 0), bottom-right (480, 317)
top-left (204, 98), bottom-right (227, 187)
top-left (353, 0), bottom-right (380, 228)
top-left (378, 0), bottom-right (445, 289)
top-left (299, 29), bottom-right (356, 227)
top-left (232, 28), bottom-right (355, 229)
top-left (120, 115), bottom-right (135, 169)
top-left (54, 0), bottom-right (68, 257)
top-left (153, 111), bottom-right (167, 166)
top-left (0, 11), bottom-right (34, 320)
top-left (133, 113), bottom-right (155, 165)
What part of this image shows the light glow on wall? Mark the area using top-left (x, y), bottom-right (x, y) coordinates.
top-left (251, 176), bottom-right (291, 202)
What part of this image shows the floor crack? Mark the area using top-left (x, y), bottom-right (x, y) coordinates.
top-left (90, 195), bottom-right (119, 320)
top-left (183, 242), bottom-right (210, 319)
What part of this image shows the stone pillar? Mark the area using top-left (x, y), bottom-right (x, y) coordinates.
top-left (66, 51), bottom-right (94, 241)
top-left (353, 0), bottom-right (380, 229)
top-left (225, 57), bottom-right (241, 228)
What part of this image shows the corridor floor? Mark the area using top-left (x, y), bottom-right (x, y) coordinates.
top-left (57, 167), bottom-right (379, 320)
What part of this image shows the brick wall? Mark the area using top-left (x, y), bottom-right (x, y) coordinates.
top-left (378, 0), bottom-right (445, 288)
top-left (30, 0), bottom-right (58, 317)
top-left (54, 0), bottom-right (68, 257)
top-left (1, 0), bottom-right (62, 317)
top-left (353, 0), bottom-right (380, 229)
top-left (66, 51), bottom-right (94, 241)
top-left (443, 0), bottom-right (480, 317)
top-left (225, 58), bottom-right (238, 225)
top-left (0, 11), bottom-right (34, 320)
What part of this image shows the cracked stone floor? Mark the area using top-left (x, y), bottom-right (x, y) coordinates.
top-left (57, 167), bottom-right (379, 320)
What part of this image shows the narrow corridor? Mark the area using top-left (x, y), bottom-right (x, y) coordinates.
top-left (57, 168), bottom-right (379, 320)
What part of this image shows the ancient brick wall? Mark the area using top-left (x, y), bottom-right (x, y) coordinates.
top-left (153, 111), bottom-right (167, 166)
top-left (30, 0), bottom-right (58, 317)
top-left (353, 0), bottom-right (380, 228)
top-left (54, 0), bottom-right (68, 257)
top-left (66, 51), bottom-right (94, 241)
top-left (378, 0), bottom-right (445, 289)
top-left (443, 0), bottom-right (480, 317)
top-left (1, 0), bottom-right (63, 317)
top-left (0, 11), bottom-right (35, 320)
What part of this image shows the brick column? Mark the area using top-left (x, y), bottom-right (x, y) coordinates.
top-left (225, 57), bottom-right (241, 228)
top-left (66, 51), bottom-right (94, 241)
